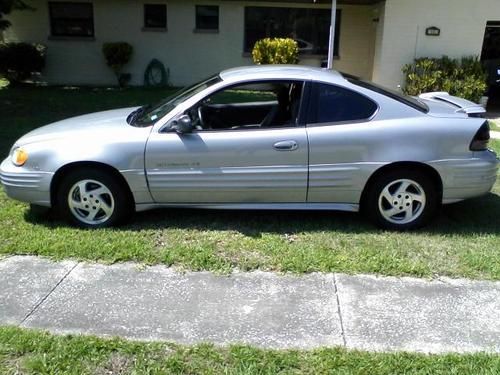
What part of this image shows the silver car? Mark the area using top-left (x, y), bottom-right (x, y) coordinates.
top-left (1, 66), bottom-right (498, 229)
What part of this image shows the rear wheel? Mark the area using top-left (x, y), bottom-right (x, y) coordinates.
top-left (364, 170), bottom-right (439, 230)
top-left (56, 168), bottom-right (132, 228)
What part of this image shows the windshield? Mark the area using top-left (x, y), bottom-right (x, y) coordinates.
top-left (345, 74), bottom-right (429, 113)
top-left (131, 75), bottom-right (222, 126)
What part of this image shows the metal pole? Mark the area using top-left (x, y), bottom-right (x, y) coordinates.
top-left (327, 0), bottom-right (337, 69)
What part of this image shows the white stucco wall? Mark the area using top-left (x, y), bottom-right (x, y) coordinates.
top-left (3, 0), bottom-right (376, 86)
top-left (372, 0), bottom-right (500, 89)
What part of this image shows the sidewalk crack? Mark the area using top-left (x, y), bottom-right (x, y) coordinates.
top-left (333, 273), bottom-right (347, 347)
top-left (19, 262), bottom-right (79, 325)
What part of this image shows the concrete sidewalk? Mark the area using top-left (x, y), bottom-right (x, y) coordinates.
top-left (1, 256), bottom-right (499, 354)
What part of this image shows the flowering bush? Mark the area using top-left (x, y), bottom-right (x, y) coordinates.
top-left (403, 56), bottom-right (487, 103)
top-left (252, 38), bottom-right (299, 65)
top-left (0, 42), bottom-right (46, 84)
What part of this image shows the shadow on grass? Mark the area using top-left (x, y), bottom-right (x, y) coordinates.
top-left (24, 192), bottom-right (500, 236)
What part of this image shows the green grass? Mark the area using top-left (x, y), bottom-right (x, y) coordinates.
top-left (490, 119), bottom-right (500, 131)
top-left (491, 138), bottom-right (500, 154)
top-left (0, 87), bottom-right (499, 279)
top-left (0, 327), bottom-right (498, 375)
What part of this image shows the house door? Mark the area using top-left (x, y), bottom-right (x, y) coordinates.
top-left (481, 21), bottom-right (500, 107)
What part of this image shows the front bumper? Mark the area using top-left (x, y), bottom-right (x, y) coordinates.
top-left (430, 150), bottom-right (499, 203)
top-left (0, 157), bottom-right (53, 207)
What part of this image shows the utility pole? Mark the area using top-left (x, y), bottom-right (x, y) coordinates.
top-left (327, 0), bottom-right (337, 69)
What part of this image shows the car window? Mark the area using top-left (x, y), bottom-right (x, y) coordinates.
top-left (208, 84), bottom-right (277, 105)
top-left (185, 80), bottom-right (304, 131)
top-left (308, 82), bottom-right (378, 124)
top-left (132, 75), bottom-right (222, 126)
top-left (346, 76), bottom-right (429, 113)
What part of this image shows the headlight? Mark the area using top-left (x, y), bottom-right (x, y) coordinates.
top-left (12, 147), bottom-right (28, 166)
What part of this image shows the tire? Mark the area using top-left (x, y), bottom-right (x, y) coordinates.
top-left (364, 169), bottom-right (439, 230)
top-left (56, 168), bottom-right (132, 228)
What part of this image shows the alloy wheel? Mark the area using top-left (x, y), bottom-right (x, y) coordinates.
top-left (378, 179), bottom-right (426, 225)
top-left (67, 179), bottom-right (115, 225)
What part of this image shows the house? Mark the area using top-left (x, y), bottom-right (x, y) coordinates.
top-left (3, 0), bottom-right (500, 91)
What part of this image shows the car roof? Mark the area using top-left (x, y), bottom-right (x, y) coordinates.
top-left (219, 65), bottom-right (347, 84)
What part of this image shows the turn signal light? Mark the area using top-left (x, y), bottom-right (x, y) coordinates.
top-left (12, 148), bottom-right (28, 166)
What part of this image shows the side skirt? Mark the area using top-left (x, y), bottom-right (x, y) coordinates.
top-left (135, 202), bottom-right (359, 213)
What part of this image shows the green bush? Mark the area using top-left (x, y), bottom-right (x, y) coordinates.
top-left (0, 42), bottom-right (46, 83)
top-left (403, 56), bottom-right (487, 103)
top-left (252, 38), bottom-right (299, 65)
top-left (102, 42), bottom-right (133, 87)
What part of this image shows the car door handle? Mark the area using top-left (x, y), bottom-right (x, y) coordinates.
top-left (273, 140), bottom-right (298, 151)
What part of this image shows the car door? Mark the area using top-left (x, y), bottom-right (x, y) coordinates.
top-left (305, 81), bottom-right (379, 204)
top-left (145, 80), bottom-right (309, 204)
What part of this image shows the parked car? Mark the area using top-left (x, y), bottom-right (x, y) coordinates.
top-left (1, 66), bottom-right (498, 229)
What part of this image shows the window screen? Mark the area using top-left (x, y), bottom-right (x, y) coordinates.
top-left (144, 4), bottom-right (167, 29)
top-left (49, 2), bottom-right (94, 37)
top-left (196, 5), bottom-right (219, 30)
top-left (244, 7), bottom-right (340, 55)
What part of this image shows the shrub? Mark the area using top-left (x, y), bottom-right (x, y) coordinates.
top-left (0, 42), bottom-right (46, 83)
top-left (252, 38), bottom-right (299, 65)
top-left (403, 56), bottom-right (487, 103)
top-left (102, 42), bottom-right (133, 87)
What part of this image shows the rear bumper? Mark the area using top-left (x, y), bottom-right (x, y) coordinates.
top-left (429, 151), bottom-right (499, 204)
top-left (0, 157), bottom-right (53, 207)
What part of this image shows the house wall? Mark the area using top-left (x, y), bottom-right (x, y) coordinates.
top-left (3, 0), bottom-right (377, 86)
top-left (372, 0), bottom-right (500, 89)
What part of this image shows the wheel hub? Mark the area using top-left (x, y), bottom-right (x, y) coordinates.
top-left (68, 179), bottom-right (115, 225)
top-left (378, 179), bottom-right (426, 225)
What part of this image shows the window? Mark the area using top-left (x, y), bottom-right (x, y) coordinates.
top-left (185, 80), bottom-right (304, 131)
top-left (308, 83), bottom-right (377, 124)
top-left (133, 75), bottom-right (222, 126)
top-left (244, 7), bottom-right (340, 55)
top-left (347, 77), bottom-right (429, 114)
top-left (195, 5), bottom-right (219, 31)
top-left (49, 2), bottom-right (94, 37)
top-left (144, 4), bottom-right (167, 29)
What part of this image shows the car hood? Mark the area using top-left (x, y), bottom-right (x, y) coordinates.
top-left (15, 107), bottom-right (140, 146)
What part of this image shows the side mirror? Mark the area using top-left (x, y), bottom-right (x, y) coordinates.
top-left (170, 115), bottom-right (193, 134)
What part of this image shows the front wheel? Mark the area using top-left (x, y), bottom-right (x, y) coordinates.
top-left (364, 170), bottom-right (439, 230)
top-left (56, 168), bottom-right (132, 228)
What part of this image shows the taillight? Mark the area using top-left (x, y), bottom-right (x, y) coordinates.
top-left (469, 121), bottom-right (490, 151)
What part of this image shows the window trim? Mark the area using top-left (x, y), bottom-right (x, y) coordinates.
top-left (306, 81), bottom-right (379, 127)
top-left (143, 3), bottom-right (167, 31)
top-left (179, 79), bottom-right (310, 133)
top-left (195, 5), bottom-right (219, 32)
top-left (48, 1), bottom-right (95, 38)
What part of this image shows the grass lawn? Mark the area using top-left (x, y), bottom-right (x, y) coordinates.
top-left (0, 87), bottom-right (499, 279)
top-left (490, 119), bottom-right (500, 131)
top-left (0, 327), bottom-right (499, 375)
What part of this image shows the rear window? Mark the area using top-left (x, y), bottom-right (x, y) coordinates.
top-left (346, 75), bottom-right (429, 113)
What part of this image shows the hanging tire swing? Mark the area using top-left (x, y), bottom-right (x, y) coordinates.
top-left (144, 59), bottom-right (169, 87)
